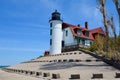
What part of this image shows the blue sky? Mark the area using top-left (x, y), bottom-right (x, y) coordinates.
top-left (0, 0), bottom-right (119, 65)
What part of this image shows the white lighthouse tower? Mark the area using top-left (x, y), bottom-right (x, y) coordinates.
top-left (49, 10), bottom-right (63, 55)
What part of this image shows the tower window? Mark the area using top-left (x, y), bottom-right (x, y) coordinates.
top-left (66, 30), bottom-right (68, 36)
top-left (50, 39), bottom-right (52, 45)
top-left (50, 29), bottom-right (52, 35)
top-left (50, 23), bottom-right (52, 28)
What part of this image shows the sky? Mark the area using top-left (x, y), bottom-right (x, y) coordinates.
top-left (0, 0), bottom-right (119, 66)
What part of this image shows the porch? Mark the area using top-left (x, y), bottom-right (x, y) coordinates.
top-left (62, 44), bottom-right (90, 52)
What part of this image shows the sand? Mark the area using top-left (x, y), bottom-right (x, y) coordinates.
top-left (0, 51), bottom-right (120, 80)
top-left (0, 69), bottom-right (44, 80)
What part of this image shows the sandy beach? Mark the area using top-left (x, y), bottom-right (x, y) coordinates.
top-left (0, 69), bottom-right (44, 80)
top-left (0, 51), bottom-right (120, 80)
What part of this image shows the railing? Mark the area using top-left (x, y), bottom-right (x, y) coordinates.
top-left (62, 44), bottom-right (89, 52)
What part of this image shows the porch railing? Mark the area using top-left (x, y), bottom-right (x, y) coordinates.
top-left (62, 44), bottom-right (89, 52)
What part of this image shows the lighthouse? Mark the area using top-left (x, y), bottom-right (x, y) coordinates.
top-left (49, 10), bottom-right (63, 55)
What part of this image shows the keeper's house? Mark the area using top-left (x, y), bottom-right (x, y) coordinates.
top-left (49, 10), bottom-right (105, 54)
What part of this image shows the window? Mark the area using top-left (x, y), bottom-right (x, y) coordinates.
top-left (77, 38), bottom-right (80, 44)
top-left (50, 29), bottom-right (52, 35)
top-left (86, 40), bottom-right (89, 44)
top-left (85, 31), bottom-right (89, 37)
top-left (50, 39), bottom-right (52, 45)
top-left (66, 30), bottom-right (68, 36)
top-left (77, 29), bottom-right (82, 36)
top-left (62, 41), bottom-right (64, 47)
top-left (78, 39), bottom-right (80, 43)
top-left (82, 40), bottom-right (85, 45)
top-left (50, 23), bottom-right (52, 28)
top-left (90, 41), bottom-right (92, 45)
top-left (99, 34), bottom-right (103, 38)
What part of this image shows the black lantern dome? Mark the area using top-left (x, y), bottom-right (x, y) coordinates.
top-left (51, 10), bottom-right (62, 21)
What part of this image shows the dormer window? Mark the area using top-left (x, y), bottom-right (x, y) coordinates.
top-left (85, 31), bottom-right (89, 37)
top-left (77, 29), bottom-right (82, 36)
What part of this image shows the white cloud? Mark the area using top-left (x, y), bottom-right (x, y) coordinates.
top-left (70, 1), bottom-right (102, 19)
top-left (61, 0), bottom-right (103, 28)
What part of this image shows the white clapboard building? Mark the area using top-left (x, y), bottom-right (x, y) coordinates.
top-left (49, 10), bottom-right (105, 55)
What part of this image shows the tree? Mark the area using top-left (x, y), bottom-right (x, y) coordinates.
top-left (97, 0), bottom-right (109, 52)
top-left (113, 0), bottom-right (120, 36)
top-left (107, 16), bottom-right (118, 50)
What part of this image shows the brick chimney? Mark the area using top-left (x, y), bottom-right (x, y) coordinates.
top-left (85, 22), bottom-right (88, 29)
top-left (77, 24), bottom-right (80, 27)
top-left (44, 50), bottom-right (50, 56)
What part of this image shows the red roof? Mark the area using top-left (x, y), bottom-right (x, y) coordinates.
top-left (90, 27), bottom-right (105, 35)
top-left (62, 22), bottom-right (105, 40)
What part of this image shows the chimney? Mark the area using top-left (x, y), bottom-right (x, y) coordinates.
top-left (77, 24), bottom-right (80, 27)
top-left (85, 22), bottom-right (88, 29)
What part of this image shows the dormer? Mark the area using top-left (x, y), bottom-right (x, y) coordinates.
top-left (77, 29), bottom-right (82, 36)
top-left (83, 30), bottom-right (89, 37)
top-left (74, 28), bottom-right (82, 36)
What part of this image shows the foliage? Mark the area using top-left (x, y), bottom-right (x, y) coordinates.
top-left (89, 36), bottom-right (105, 52)
top-left (97, 0), bottom-right (110, 52)
top-left (89, 36), bottom-right (120, 63)
top-left (89, 40), bottom-right (98, 52)
top-left (37, 55), bottom-right (43, 59)
top-left (93, 0), bottom-right (120, 64)
top-left (117, 36), bottom-right (120, 49)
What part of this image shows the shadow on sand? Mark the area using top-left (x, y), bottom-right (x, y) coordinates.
top-left (39, 62), bottom-right (110, 70)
